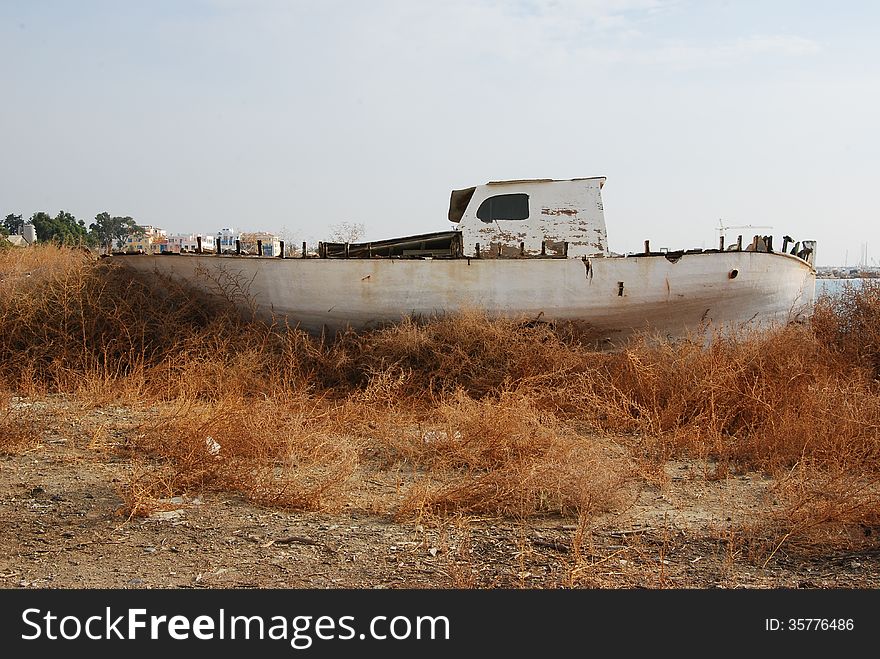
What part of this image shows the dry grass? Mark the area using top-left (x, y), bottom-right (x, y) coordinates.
top-left (0, 245), bottom-right (230, 392)
top-left (768, 461), bottom-right (880, 548)
top-left (812, 279), bottom-right (880, 379)
top-left (393, 392), bottom-right (633, 519)
top-left (312, 310), bottom-right (581, 400)
top-left (0, 389), bottom-right (38, 454)
top-left (2, 246), bottom-right (880, 548)
top-left (117, 397), bottom-right (359, 515)
top-left (567, 324), bottom-right (880, 470)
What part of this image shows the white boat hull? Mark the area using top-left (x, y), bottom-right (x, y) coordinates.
top-left (120, 251), bottom-right (816, 341)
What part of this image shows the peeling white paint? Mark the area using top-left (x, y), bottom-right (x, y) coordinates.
top-left (454, 177), bottom-right (609, 258)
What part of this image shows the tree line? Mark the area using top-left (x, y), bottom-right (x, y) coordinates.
top-left (2, 211), bottom-right (145, 253)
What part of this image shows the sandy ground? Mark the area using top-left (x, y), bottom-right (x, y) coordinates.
top-left (2, 395), bottom-right (878, 590)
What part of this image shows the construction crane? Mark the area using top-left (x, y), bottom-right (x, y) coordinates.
top-left (716, 219), bottom-right (773, 236)
top-left (715, 219), bottom-right (774, 250)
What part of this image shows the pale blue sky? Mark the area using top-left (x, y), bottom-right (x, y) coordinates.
top-left (2, 1), bottom-right (879, 266)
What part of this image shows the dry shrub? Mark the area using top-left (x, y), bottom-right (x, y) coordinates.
top-left (142, 338), bottom-right (278, 402)
top-left (811, 280), bottom-right (880, 378)
top-left (396, 392), bottom-right (632, 519)
top-left (312, 310), bottom-right (582, 400)
top-left (562, 326), bottom-right (815, 439)
top-left (115, 460), bottom-right (181, 518)
top-left (124, 398), bottom-right (359, 511)
top-left (0, 390), bottom-right (38, 454)
top-left (565, 323), bottom-right (880, 474)
top-left (767, 461), bottom-right (880, 550)
top-left (0, 246), bottom-right (233, 390)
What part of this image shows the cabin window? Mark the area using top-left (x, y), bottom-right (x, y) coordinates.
top-left (449, 187), bottom-right (477, 222)
top-left (477, 194), bottom-right (529, 223)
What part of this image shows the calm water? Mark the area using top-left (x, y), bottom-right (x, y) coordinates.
top-left (815, 278), bottom-right (870, 297)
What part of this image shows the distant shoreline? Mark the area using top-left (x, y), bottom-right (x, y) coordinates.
top-left (815, 271), bottom-right (879, 279)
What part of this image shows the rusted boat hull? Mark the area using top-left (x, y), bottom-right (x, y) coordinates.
top-left (119, 250), bottom-right (815, 341)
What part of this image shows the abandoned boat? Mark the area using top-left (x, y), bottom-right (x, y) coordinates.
top-left (118, 177), bottom-right (817, 341)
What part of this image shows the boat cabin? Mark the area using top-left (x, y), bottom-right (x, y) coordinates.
top-left (320, 177), bottom-right (610, 259)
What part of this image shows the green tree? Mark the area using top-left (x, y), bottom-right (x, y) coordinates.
top-left (2, 213), bottom-right (24, 236)
top-left (89, 212), bottom-right (144, 253)
top-left (29, 212), bottom-right (53, 241)
top-left (30, 211), bottom-right (91, 245)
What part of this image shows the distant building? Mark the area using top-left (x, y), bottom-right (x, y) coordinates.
top-left (240, 231), bottom-right (282, 256)
top-left (4, 235), bottom-right (28, 247)
top-left (4, 223), bottom-right (35, 247)
top-left (168, 233), bottom-right (216, 253)
top-left (125, 225), bottom-right (168, 253)
top-left (217, 228), bottom-right (242, 253)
